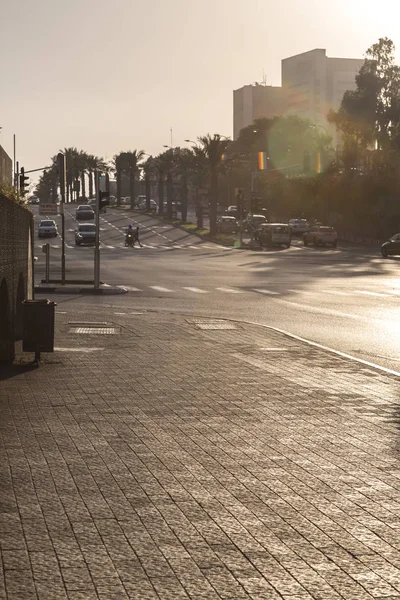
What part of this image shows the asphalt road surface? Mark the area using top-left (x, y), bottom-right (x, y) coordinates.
top-left (32, 204), bottom-right (400, 373)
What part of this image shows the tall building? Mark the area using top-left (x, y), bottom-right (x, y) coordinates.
top-left (233, 49), bottom-right (364, 139)
top-left (0, 146), bottom-right (12, 186)
top-left (281, 48), bottom-right (364, 128)
top-left (233, 84), bottom-right (288, 139)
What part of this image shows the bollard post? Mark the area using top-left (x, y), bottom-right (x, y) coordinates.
top-left (42, 243), bottom-right (50, 283)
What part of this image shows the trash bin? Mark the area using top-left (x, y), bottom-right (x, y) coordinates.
top-left (22, 299), bottom-right (56, 354)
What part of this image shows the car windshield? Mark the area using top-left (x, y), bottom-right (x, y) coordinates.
top-left (40, 220), bottom-right (54, 226)
top-left (79, 225), bottom-right (96, 232)
top-left (78, 205), bottom-right (92, 210)
top-left (272, 225), bottom-right (289, 233)
top-left (319, 227), bottom-right (335, 232)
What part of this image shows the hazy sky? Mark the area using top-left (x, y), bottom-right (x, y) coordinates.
top-left (2, 0), bottom-right (400, 180)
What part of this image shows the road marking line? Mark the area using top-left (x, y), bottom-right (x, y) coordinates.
top-left (55, 347), bottom-right (104, 353)
top-left (325, 290), bottom-right (352, 296)
top-left (150, 286), bottom-right (173, 292)
top-left (216, 287), bottom-right (243, 294)
top-left (189, 245), bottom-right (201, 249)
top-left (253, 289), bottom-right (279, 295)
top-left (356, 290), bottom-right (392, 298)
top-left (118, 285), bottom-right (141, 292)
top-left (183, 287), bottom-right (208, 294)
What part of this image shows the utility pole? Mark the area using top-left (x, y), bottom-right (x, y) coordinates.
top-left (13, 134), bottom-right (16, 187)
top-left (94, 171), bottom-right (100, 290)
top-left (16, 161), bottom-right (19, 200)
top-left (57, 153), bottom-right (66, 285)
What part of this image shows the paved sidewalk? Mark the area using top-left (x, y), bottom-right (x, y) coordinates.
top-left (2, 306), bottom-right (400, 599)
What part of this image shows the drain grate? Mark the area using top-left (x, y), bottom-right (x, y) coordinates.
top-left (196, 322), bottom-right (237, 330)
top-left (186, 318), bottom-right (238, 330)
top-left (70, 326), bottom-right (118, 335)
top-left (68, 322), bottom-right (119, 335)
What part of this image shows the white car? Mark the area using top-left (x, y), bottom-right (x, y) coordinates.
top-left (216, 216), bottom-right (238, 233)
top-left (138, 198), bottom-right (157, 212)
top-left (303, 226), bottom-right (338, 247)
top-left (38, 219), bottom-right (58, 238)
top-left (289, 219), bottom-right (310, 234)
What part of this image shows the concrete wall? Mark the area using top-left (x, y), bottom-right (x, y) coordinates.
top-left (0, 194), bottom-right (34, 362)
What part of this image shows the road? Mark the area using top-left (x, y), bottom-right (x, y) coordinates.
top-left (32, 204), bottom-right (400, 373)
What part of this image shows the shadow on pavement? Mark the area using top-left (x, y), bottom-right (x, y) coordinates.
top-left (0, 360), bottom-right (39, 381)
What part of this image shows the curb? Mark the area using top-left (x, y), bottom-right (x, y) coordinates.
top-left (133, 308), bottom-right (400, 380)
top-left (34, 286), bottom-right (128, 295)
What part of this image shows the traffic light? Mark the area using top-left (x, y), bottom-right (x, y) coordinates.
top-left (98, 190), bottom-right (110, 212)
top-left (19, 167), bottom-right (29, 195)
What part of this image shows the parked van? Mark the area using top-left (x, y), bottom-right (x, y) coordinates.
top-left (257, 223), bottom-right (291, 248)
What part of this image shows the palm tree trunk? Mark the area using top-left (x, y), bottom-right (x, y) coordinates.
top-left (209, 169), bottom-right (218, 237)
top-left (88, 170), bottom-right (93, 198)
top-left (116, 169), bottom-right (122, 206)
top-left (158, 174), bottom-right (164, 215)
top-left (180, 174), bottom-right (188, 223)
top-left (81, 172), bottom-right (86, 200)
top-left (129, 168), bottom-right (135, 211)
top-left (167, 172), bottom-right (173, 220)
top-left (145, 172), bottom-right (150, 211)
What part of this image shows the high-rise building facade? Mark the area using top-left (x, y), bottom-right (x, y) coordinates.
top-left (233, 84), bottom-right (288, 139)
top-left (233, 49), bottom-right (364, 139)
top-left (281, 49), bottom-right (364, 128)
top-left (0, 146), bottom-right (12, 186)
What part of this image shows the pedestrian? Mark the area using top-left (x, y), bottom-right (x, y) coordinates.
top-left (134, 226), bottom-right (143, 247)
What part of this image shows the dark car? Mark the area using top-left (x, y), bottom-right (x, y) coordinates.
top-left (75, 223), bottom-right (97, 246)
top-left (76, 204), bottom-right (95, 220)
top-left (381, 233), bottom-right (400, 257)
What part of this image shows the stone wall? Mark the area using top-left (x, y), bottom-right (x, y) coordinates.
top-left (0, 194), bottom-right (34, 362)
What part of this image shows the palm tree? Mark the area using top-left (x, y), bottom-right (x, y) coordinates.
top-left (198, 134), bottom-right (231, 236)
top-left (125, 150), bottom-right (145, 210)
top-left (113, 152), bottom-right (128, 206)
top-left (155, 150), bottom-right (175, 219)
top-left (175, 148), bottom-right (195, 223)
top-left (142, 156), bottom-right (155, 212)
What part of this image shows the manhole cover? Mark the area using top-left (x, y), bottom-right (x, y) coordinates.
top-left (196, 322), bottom-right (237, 330)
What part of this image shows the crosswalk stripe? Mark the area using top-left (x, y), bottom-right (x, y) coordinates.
top-left (150, 286), bottom-right (173, 292)
top-left (326, 290), bottom-right (352, 296)
top-left (183, 287), bottom-right (208, 294)
top-left (117, 285), bottom-right (142, 292)
top-left (216, 287), bottom-right (243, 294)
top-left (253, 289), bottom-right (279, 295)
top-left (356, 290), bottom-right (391, 298)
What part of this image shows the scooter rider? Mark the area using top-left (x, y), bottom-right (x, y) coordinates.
top-left (125, 224), bottom-right (134, 246)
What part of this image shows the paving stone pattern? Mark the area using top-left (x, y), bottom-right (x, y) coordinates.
top-left (1, 307), bottom-right (400, 599)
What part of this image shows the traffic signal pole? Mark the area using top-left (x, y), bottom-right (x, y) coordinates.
top-left (57, 153), bottom-right (67, 285)
top-left (94, 171), bottom-right (100, 290)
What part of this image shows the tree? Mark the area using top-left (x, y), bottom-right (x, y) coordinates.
top-left (113, 152), bottom-right (128, 206)
top-left (198, 134), bottom-right (231, 236)
top-left (125, 150), bottom-right (144, 210)
top-left (329, 38), bottom-right (400, 155)
top-left (154, 150), bottom-right (175, 218)
top-left (142, 156), bottom-right (155, 212)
